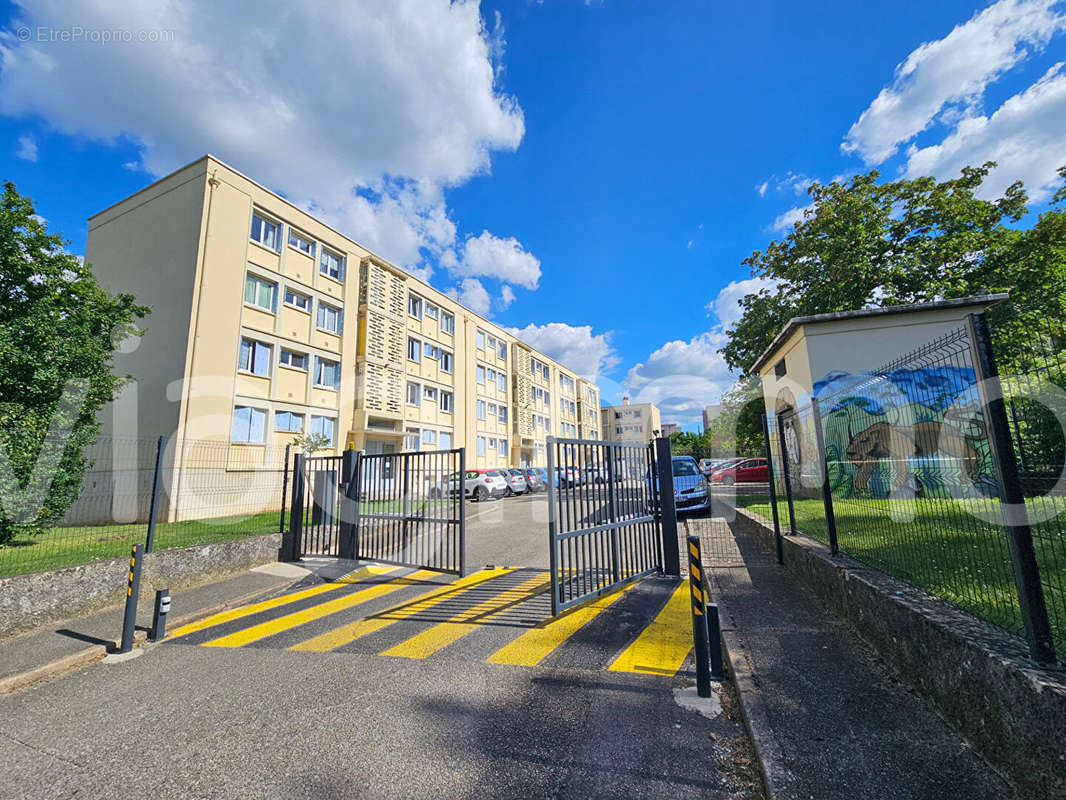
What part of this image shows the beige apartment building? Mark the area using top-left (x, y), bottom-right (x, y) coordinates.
top-left (86, 156), bottom-right (600, 489)
top-left (600, 398), bottom-right (661, 444)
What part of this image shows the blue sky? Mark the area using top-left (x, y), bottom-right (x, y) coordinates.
top-left (2, 0), bottom-right (1064, 427)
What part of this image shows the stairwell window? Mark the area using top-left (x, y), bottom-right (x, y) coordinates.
top-left (231, 406), bottom-right (267, 444)
top-left (250, 213), bottom-right (281, 251)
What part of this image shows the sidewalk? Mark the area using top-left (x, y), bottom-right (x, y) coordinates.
top-left (686, 515), bottom-right (1017, 800)
top-left (0, 562), bottom-right (314, 694)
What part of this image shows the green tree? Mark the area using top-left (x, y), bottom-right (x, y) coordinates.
top-left (0, 182), bottom-right (148, 543)
top-left (720, 163), bottom-right (1065, 375)
top-left (706, 379), bottom-right (764, 458)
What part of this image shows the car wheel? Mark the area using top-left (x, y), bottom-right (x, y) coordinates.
top-left (506, 487), bottom-right (514, 497)
top-left (476, 486), bottom-right (488, 502)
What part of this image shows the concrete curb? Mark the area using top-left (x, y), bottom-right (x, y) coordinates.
top-left (0, 575), bottom-right (298, 697)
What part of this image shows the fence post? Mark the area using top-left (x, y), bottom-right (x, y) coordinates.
top-left (810, 398), bottom-right (839, 556)
top-left (776, 414), bottom-right (798, 536)
top-left (280, 444), bottom-right (291, 534)
top-left (547, 439), bottom-right (560, 615)
top-left (606, 446), bottom-right (622, 583)
top-left (458, 446), bottom-right (467, 578)
top-left (687, 534), bottom-right (712, 697)
top-left (144, 435), bottom-right (165, 554)
top-left (761, 413), bottom-right (784, 565)
top-left (283, 452), bottom-right (305, 563)
top-left (656, 436), bottom-right (681, 577)
top-left (338, 449), bottom-right (357, 560)
top-left (119, 543), bottom-right (143, 654)
top-left (967, 312), bottom-right (1056, 664)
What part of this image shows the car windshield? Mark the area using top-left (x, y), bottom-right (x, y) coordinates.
top-left (672, 460), bottom-right (700, 477)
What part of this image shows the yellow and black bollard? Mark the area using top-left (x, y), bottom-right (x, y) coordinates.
top-left (119, 543), bottom-right (143, 654)
top-left (687, 535), bottom-right (712, 697)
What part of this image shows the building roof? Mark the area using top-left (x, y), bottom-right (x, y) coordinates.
top-left (748, 293), bottom-right (1009, 374)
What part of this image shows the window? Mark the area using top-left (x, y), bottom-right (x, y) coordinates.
top-left (545, 390), bottom-right (551, 405)
top-left (279, 348), bottom-right (307, 371)
top-left (440, 391), bottom-right (453, 413)
top-left (423, 386), bottom-right (438, 404)
top-left (250, 213), bottom-right (281, 251)
top-left (284, 288), bottom-right (310, 311)
top-left (439, 431), bottom-right (452, 450)
top-left (408, 294), bottom-right (423, 319)
top-left (314, 357), bottom-right (340, 389)
top-left (275, 411), bottom-right (304, 432)
top-left (476, 330), bottom-right (486, 349)
top-left (499, 406), bottom-right (508, 423)
top-left (774, 358), bottom-right (787, 378)
top-left (310, 415), bottom-right (335, 447)
top-left (407, 381), bottom-right (421, 406)
top-left (317, 302), bottom-right (342, 334)
top-left (407, 337), bottom-right (421, 362)
top-left (476, 400), bottom-right (485, 419)
top-left (497, 372), bottom-right (507, 392)
top-left (487, 368), bottom-right (496, 382)
top-left (560, 375), bottom-right (575, 394)
top-left (320, 248), bottom-right (345, 280)
top-left (425, 303), bottom-right (439, 320)
top-left (231, 406), bottom-right (266, 443)
top-left (422, 429), bottom-right (437, 446)
top-left (616, 426), bottom-right (623, 435)
top-left (244, 274), bottom-right (277, 312)
top-left (288, 229), bottom-right (315, 256)
top-left (476, 436), bottom-right (485, 456)
top-left (488, 437), bottom-right (496, 450)
top-left (542, 364), bottom-right (550, 380)
top-left (487, 403), bottom-right (498, 417)
top-left (476, 365), bottom-right (485, 384)
top-left (238, 339), bottom-right (272, 376)
top-left (441, 312), bottom-right (454, 334)
top-left (424, 342), bottom-right (440, 360)
top-left (405, 428), bottom-right (420, 451)
top-left (487, 335), bottom-right (497, 352)
top-left (499, 439), bottom-right (508, 457)
top-left (498, 341), bottom-right (507, 360)
top-left (440, 351), bottom-right (453, 373)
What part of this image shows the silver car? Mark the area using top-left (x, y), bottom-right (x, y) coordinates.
top-left (501, 468), bottom-right (529, 496)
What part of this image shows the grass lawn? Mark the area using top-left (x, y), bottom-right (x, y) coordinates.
top-left (735, 494), bottom-right (1066, 655)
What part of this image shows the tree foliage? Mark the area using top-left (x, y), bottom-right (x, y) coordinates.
top-left (668, 379), bottom-right (764, 460)
top-left (0, 182), bottom-right (148, 542)
top-left (721, 163), bottom-right (1066, 375)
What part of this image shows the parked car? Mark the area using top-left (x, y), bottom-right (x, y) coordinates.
top-left (553, 466), bottom-right (579, 487)
top-left (522, 468), bottom-right (546, 493)
top-left (711, 458), bottom-right (769, 485)
top-left (699, 458), bottom-right (716, 475)
top-left (648, 455), bottom-right (710, 515)
top-left (464, 468), bottom-right (509, 501)
top-left (501, 468), bottom-right (529, 496)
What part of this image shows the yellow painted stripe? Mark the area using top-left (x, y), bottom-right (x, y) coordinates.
top-left (486, 583), bottom-right (634, 667)
top-left (608, 581), bottom-right (692, 676)
top-left (289, 567), bottom-right (515, 653)
top-left (167, 566), bottom-right (381, 640)
top-left (380, 573), bottom-right (550, 660)
top-left (202, 567), bottom-right (432, 648)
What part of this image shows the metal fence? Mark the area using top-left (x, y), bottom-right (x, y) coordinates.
top-left (759, 309), bottom-right (1063, 664)
top-left (0, 433), bottom-right (289, 578)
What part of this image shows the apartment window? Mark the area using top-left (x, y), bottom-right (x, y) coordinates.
top-left (283, 288), bottom-right (310, 311)
top-left (250, 213), bottom-right (281, 251)
top-left (476, 330), bottom-right (485, 349)
top-left (231, 406), bottom-right (267, 444)
top-left (487, 335), bottom-right (497, 352)
top-left (542, 364), bottom-right (550, 380)
top-left (425, 303), bottom-right (439, 320)
top-left (440, 391), bottom-right (453, 413)
top-left (616, 426), bottom-right (623, 435)
top-left (487, 368), bottom-right (496, 383)
top-left (275, 411), bottom-right (304, 432)
top-left (440, 351), bottom-right (453, 373)
top-left (487, 403), bottom-right (498, 418)
top-left (499, 406), bottom-right (508, 424)
top-left (615, 411), bottom-right (622, 420)
top-left (499, 438), bottom-right (508, 457)
top-left (238, 339), bottom-right (272, 376)
top-left (424, 342), bottom-right (440, 360)
top-left (488, 437), bottom-right (496, 450)
top-left (476, 400), bottom-right (485, 420)
top-left (320, 248), bottom-right (345, 280)
top-left (423, 386), bottom-right (438, 404)
top-left (530, 358), bottom-right (540, 376)
top-left (476, 365), bottom-right (485, 384)
top-left (498, 342), bottom-right (507, 360)
top-left (422, 429), bottom-right (437, 446)
top-left (288, 229), bottom-right (315, 256)
top-left (405, 428), bottom-right (420, 451)
top-left (441, 312), bottom-right (454, 334)
top-left (244, 274), bottom-right (277, 312)
top-left (407, 337), bottom-right (421, 362)
top-left (279, 348), bottom-right (307, 371)
top-left (407, 381), bottom-right (421, 406)
top-left (476, 436), bottom-right (485, 456)
top-left (310, 415), bottom-right (335, 447)
top-left (544, 390), bottom-right (551, 405)
top-left (497, 372), bottom-right (506, 392)
top-left (408, 294), bottom-right (423, 319)
top-left (314, 356), bottom-right (340, 389)
top-left (439, 431), bottom-right (452, 450)
top-left (317, 302), bottom-right (342, 334)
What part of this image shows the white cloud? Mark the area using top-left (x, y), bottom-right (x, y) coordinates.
top-left (687, 239), bottom-right (694, 249)
top-left (15, 134), bottom-right (36, 161)
top-left (449, 229), bottom-right (541, 289)
top-left (706, 277), bottom-right (779, 329)
top-left (0, 0), bottom-right (525, 274)
top-left (509, 322), bottom-right (618, 381)
top-left (904, 62), bottom-right (1066, 201)
top-left (843, 0), bottom-right (1066, 164)
top-left (499, 284), bottom-right (516, 309)
top-left (756, 181), bottom-right (769, 197)
top-left (446, 278), bottom-right (492, 317)
top-left (770, 203), bottom-right (813, 233)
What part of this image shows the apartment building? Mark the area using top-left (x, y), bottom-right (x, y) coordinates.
top-left (86, 155), bottom-right (600, 488)
top-left (600, 398), bottom-right (661, 443)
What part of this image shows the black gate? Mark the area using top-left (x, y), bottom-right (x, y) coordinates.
top-left (286, 448), bottom-right (465, 575)
top-left (546, 436), bottom-right (676, 615)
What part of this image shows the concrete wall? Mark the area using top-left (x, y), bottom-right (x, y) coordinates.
top-left (731, 507), bottom-right (1066, 800)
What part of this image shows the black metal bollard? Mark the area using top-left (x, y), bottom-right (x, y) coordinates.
top-left (149, 588), bottom-right (171, 642)
top-left (687, 535), bottom-right (712, 698)
top-left (119, 544), bottom-right (143, 654)
top-left (707, 602), bottom-right (725, 679)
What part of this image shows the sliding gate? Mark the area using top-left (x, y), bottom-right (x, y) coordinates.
top-left (547, 436), bottom-right (666, 615)
top-left (287, 448), bottom-right (465, 575)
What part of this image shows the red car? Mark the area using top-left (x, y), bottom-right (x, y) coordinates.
top-left (711, 457), bottom-right (769, 485)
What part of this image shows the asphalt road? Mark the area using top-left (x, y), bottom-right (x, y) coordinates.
top-left (464, 491), bottom-right (552, 569)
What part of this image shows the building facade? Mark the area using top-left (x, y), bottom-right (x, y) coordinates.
top-left (600, 398), bottom-right (661, 443)
top-left (86, 156), bottom-right (600, 479)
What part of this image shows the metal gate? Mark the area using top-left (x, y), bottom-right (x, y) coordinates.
top-left (546, 436), bottom-right (676, 615)
top-left (287, 448), bottom-right (465, 575)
